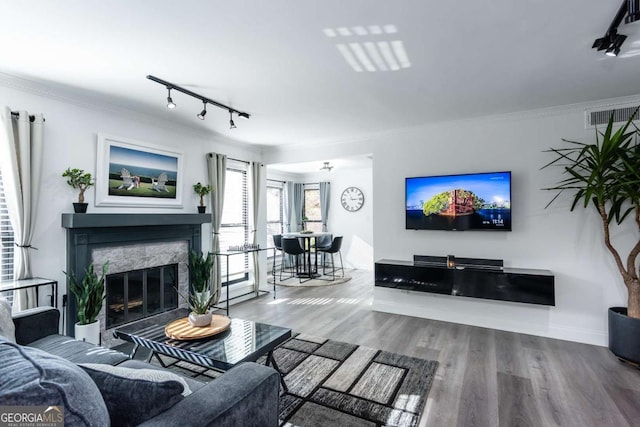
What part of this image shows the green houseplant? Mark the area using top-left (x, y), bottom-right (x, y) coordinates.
top-left (62, 167), bottom-right (94, 213)
top-left (193, 182), bottom-right (212, 213)
top-left (65, 262), bottom-right (108, 344)
top-left (183, 250), bottom-right (218, 327)
top-left (189, 250), bottom-right (214, 293)
top-left (542, 108), bottom-right (640, 363)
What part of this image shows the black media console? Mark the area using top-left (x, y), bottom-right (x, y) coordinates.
top-left (375, 255), bottom-right (555, 306)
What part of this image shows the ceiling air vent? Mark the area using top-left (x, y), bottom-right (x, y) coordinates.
top-left (585, 105), bottom-right (640, 129)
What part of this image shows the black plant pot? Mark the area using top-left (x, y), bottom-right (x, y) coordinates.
top-left (608, 307), bottom-right (640, 364)
top-left (73, 203), bottom-right (88, 213)
top-left (198, 206), bottom-right (206, 214)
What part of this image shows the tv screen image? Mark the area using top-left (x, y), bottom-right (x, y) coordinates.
top-left (406, 171), bottom-right (512, 231)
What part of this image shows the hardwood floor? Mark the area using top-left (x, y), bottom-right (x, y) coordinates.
top-left (230, 269), bottom-right (640, 427)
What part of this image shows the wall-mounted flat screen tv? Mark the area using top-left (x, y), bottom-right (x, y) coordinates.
top-left (406, 171), bottom-right (512, 231)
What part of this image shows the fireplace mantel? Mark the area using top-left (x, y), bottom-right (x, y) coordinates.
top-left (62, 213), bottom-right (211, 337)
top-left (62, 213), bottom-right (211, 229)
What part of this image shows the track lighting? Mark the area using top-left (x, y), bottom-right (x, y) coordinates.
top-left (592, 0), bottom-right (639, 57)
top-left (147, 75), bottom-right (251, 127)
top-left (197, 103), bottom-right (207, 120)
top-left (606, 33), bottom-right (627, 56)
top-left (166, 88), bottom-right (176, 109)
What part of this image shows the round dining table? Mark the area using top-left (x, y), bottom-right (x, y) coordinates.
top-left (282, 231), bottom-right (332, 278)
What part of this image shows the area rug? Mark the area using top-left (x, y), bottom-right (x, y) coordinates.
top-left (258, 334), bottom-right (439, 427)
top-left (268, 275), bottom-right (351, 287)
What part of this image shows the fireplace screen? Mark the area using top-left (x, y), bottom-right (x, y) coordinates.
top-left (106, 264), bottom-right (178, 328)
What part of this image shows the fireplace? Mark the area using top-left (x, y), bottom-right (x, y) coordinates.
top-left (106, 263), bottom-right (179, 328)
top-left (63, 213), bottom-right (211, 347)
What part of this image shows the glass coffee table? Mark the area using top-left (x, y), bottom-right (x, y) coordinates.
top-left (113, 308), bottom-right (292, 374)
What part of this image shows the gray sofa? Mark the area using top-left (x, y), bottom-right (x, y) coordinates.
top-left (3, 307), bottom-right (280, 427)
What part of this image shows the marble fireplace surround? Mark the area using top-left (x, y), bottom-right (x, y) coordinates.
top-left (62, 213), bottom-right (211, 342)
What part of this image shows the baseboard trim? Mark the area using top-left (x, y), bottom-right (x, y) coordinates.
top-left (372, 297), bottom-right (607, 347)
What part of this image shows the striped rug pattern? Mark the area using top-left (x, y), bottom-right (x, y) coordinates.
top-left (260, 334), bottom-right (438, 427)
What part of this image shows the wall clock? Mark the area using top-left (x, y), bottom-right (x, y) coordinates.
top-left (341, 187), bottom-right (364, 212)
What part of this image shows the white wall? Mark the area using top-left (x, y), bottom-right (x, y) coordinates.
top-left (1, 81), bottom-right (263, 307)
top-left (264, 96), bottom-right (640, 346)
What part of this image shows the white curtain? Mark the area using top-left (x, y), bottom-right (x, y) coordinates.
top-left (0, 108), bottom-right (44, 312)
top-left (206, 153), bottom-right (226, 306)
top-left (250, 161), bottom-right (263, 292)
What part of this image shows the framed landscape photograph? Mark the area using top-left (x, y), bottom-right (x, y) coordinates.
top-left (95, 133), bottom-right (183, 208)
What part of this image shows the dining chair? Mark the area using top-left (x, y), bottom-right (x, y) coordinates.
top-left (272, 234), bottom-right (293, 281)
top-left (313, 234), bottom-right (332, 251)
top-left (317, 236), bottom-right (344, 280)
top-left (281, 237), bottom-right (307, 283)
top-left (312, 233), bottom-right (332, 266)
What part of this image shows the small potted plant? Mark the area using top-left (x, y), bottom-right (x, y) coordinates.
top-left (65, 262), bottom-right (108, 345)
top-left (178, 288), bottom-right (220, 327)
top-left (62, 167), bottom-right (94, 213)
top-left (193, 182), bottom-right (212, 213)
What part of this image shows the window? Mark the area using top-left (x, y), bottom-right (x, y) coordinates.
top-left (0, 169), bottom-right (13, 282)
top-left (266, 181), bottom-right (284, 249)
top-left (219, 161), bottom-right (249, 285)
top-left (304, 184), bottom-right (323, 233)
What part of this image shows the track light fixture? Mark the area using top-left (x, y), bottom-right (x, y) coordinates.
top-left (197, 103), bottom-right (207, 120)
top-left (606, 33), bottom-right (627, 56)
top-left (166, 88), bottom-right (176, 109)
top-left (229, 110), bottom-right (236, 129)
top-left (147, 75), bottom-right (251, 126)
top-left (593, 0), bottom-right (640, 57)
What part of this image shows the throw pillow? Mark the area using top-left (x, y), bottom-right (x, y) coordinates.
top-left (0, 298), bottom-right (16, 343)
top-left (79, 363), bottom-right (190, 427)
top-left (0, 337), bottom-right (109, 427)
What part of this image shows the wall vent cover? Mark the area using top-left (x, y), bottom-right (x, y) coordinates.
top-left (585, 105), bottom-right (640, 129)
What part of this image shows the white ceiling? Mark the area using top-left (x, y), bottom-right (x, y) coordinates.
top-left (269, 156), bottom-right (372, 175)
top-left (2, 1), bottom-right (640, 148)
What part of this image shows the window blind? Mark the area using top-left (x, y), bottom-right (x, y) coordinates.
top-left (0, 169), bottom-right (14, 283)
top-left (219, 163), bottom-right (249, 285)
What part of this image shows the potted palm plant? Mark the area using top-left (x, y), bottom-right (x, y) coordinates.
top-left (65, 262), bottom-right (108, 345)
top-left (62, 167), bottom-right (94, 213)
top-left (193, 182), bottom-right (212, 213)
top-left (542, 108), bottom-right (640, 364)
